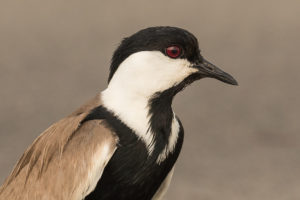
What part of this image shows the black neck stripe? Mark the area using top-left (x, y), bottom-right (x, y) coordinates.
top-left (82, 105), bottom-right (184, 199)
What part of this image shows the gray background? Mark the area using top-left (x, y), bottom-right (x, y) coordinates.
top-left (0, 0), bottom-right (299, 199)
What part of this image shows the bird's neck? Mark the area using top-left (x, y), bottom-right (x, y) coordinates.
top-left (101, 83), bottom-right (178, 157)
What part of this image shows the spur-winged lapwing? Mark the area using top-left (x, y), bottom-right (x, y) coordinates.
top-left (0, 26), bottom-right (237, 200)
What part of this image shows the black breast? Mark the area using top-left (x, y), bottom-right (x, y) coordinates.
top-left (82, 106), bottom-right (184, 200)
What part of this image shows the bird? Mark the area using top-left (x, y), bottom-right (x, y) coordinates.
top-left (0, 26), bottom-right (237, 200)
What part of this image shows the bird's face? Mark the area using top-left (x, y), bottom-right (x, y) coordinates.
top-left (107, 27), bottom-right (237, 98)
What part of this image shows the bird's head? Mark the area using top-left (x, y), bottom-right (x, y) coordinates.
top-left (107, 26), bottom-right (237, 99)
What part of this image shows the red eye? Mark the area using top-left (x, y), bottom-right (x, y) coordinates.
top-left (165, 45), bottom-right (181, 58)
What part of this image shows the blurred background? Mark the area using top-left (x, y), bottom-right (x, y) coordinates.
top-left (0, 0), bottom-right (299, 199)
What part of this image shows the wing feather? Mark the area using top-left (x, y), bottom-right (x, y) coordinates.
top-left (0, 95), bottom-right (118, 200)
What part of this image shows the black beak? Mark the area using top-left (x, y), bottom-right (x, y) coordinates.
top-left (193, 59), bottom-right (238, 85)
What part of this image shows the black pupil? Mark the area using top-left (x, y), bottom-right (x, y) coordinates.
top-left (171, 49), bottom-right (178, 55)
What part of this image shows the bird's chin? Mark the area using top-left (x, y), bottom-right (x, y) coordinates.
top-left (170, 73), bottom-right (203, 95)
top-left (182, 73), bottom-right (203, 86)
top-left (149, 73), bottom-right (201, 106)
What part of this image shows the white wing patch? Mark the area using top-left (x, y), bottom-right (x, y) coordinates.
top-left (79, 144), bottom-right (117, 199)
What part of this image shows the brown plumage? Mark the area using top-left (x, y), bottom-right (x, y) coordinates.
top-left (0, 94), bottom-right (118, 200)
top-left (0, 26), bottom-right (238, 200)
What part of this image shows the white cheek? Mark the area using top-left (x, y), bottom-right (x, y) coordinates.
top-left (108, 51), bottom-right (197, 96)
top-left (101, 51), bottom-right (196, 153)
top-left (102, 51), bottom-right (196, 154)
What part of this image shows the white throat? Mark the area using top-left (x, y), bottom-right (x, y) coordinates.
top-left (101, 88), bottom-right (180, 162)
top-left (101, 86), bottom-right (155, 153)
top-left (101, 51), bottom-right (196, 159)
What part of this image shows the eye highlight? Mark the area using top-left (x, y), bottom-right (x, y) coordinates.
top-left (165, 45), bottom-right (182, 58)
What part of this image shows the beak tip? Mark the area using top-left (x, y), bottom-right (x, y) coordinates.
top-left (195, 59), bottom-right (238, 86)
top-left (219, 74), bottom-right (238, 86)
top-left (230, 79), bottom-right (238, 86)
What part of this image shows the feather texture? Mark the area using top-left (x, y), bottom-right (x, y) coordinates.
top-left (0, 94), bottom-right (118, 200)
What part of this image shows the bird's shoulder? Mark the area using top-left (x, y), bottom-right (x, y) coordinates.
top-left (0, 94), bottom-right (118, 200)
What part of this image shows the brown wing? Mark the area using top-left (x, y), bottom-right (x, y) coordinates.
top-left (0, 94), bottom-right (118, 200)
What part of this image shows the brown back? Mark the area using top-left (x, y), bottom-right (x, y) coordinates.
top-left (0, 94), bottom-right (118, 200)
